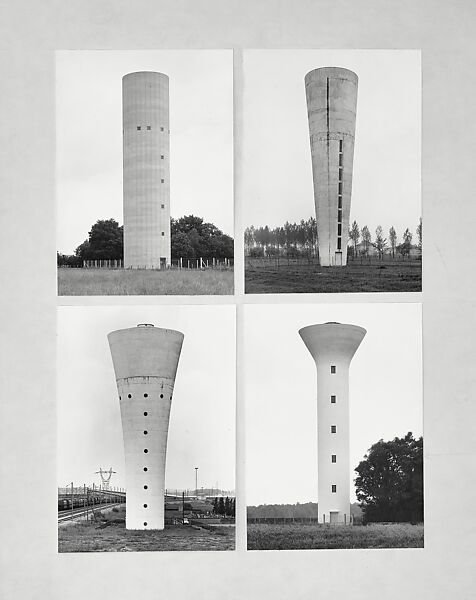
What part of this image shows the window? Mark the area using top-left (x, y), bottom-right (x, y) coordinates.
top-left (160, 127), bottom-right (164, 131)
top-left (144, 485), bottom-right (148, 489)
top-left (337, 224), bottom-right (342, 236)
top-left (332, 485), bottom-right (337, 493)
top-left (143, 431), bottom-right (148, 435)
top-left (147, 126), bottom-right (151, 130)
top-left (144, 449), bottom-right (148, 453)
top-left (143, 504), bottom-right (148, 508)
top-left (144, 412), bottom-right (148, 416)
top-left (160, 393), bottom-right (164, 398)
top-left (337, 237), bottom-right (342, 250)
top-left (338, 181), bottom-right (343, 194)
top-left (128, 394), bottom-right (132, 398)
top-left (337, 210), bottom-right (342, 223)
top-left (332, 455), bottom-right (337, 463)
top-left (137, 126), bottom-right (141, 131)
top-left (331, 395), bottom-right (336, 403)
top-left (161, 155), bottom-right (164, 159)
top-left (331, 365), bottom-right (336, 374)
top-left (331, 425), bottom-right (336, 433)
top-left (339, 154), bottom-right (343, 166)
top-left (144, 522), bottom-right (147, 526)
top-left (161, 232), bottom-right (165, 236)
top-left (161, 204), bottom-right (165, 209)
top-left (144, 393), bottom-right (148, 398)
top-left (338, 197), bottom-right (342, 209)
top-left (339, 139), bottom-right (343, 152)
top-left (143, 467), bottom-right (148, 472)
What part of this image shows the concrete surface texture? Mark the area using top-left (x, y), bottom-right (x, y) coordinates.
top-left (123, 72), bottom-right (171, 269)
top-left (108, 324), bottom-right (184, 530)
top-left (299, 322), bottom-right (366, 524)
top-left (305, 67), bottom-right (358, 267)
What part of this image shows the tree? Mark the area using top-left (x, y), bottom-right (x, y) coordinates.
top-left (397, 228), bottom-right (413, 260)
top-left (416, 218), bottom-right (422, 252)
top-left (171, 215), bottom-right (233, 260)
top-left (374, 225), bottom-right (387, 260)
top-left (389, 226), bottom-right (397, 259)
top-left (355, 432), bottom-right (423, 523)
top-left (361, 226), bottom-right (371, 256)
top-left (218, 497), bottom-right (225, 516)
top-left (348, 220), bottom-right (360, 257)
top-left (75, 219), bottom-right (123, 261)
top-left (213, 497), bottom-right (219, 515)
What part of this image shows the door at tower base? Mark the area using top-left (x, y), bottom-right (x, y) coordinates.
top-left (108, 324), bottom-right (184, 530)
top-left (305, 67), bottom-right (358, 267)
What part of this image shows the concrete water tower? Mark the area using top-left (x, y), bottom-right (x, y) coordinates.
top-left (305, 67), bottom-right (358, 266)
top-left (108, 324), bottom-right (184, 530)
top-left (299, 322), bottom-right (366, 524)
top-left (123, 71), bottom-right (171, 269)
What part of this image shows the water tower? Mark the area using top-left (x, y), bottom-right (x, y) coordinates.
top-left (299, 322), bottom-right (366, 524)
top-left (108, 324), bottom-right (184, 530)
top-left (305, 67), bottom-right (358, 266)
top-left (123, 71), bottom-right (171, 269)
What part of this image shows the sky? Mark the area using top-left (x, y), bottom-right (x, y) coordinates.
top-left (56, 50), bottom-right (233, 255)
top-left (57, 305), bottom-right (235, 493)
top-left (243, 50), bottom-right (421, 242)
top-left (244, 303), bottom-right (422, 506)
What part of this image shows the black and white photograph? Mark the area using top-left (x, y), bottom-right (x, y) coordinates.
top-left (57, 305), bottom-right (235, 552)
top-left (244, 303), bottom-right (423, 550)
top-left (243, 50), bottom-right (422, 294)
top-left (56, 50), bottom-right (234, 296)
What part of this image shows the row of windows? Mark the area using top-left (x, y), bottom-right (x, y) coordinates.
top-left (136, 125), bottom-right (167, 132)
top-left (337, 141), bottom-right (343, 251)
top-left (119, 392), bottom-right (171, 400)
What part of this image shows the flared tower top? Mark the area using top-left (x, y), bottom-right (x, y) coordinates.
top-left (299, 322), bottom-right (366, 362)
top-left (108, 325), bottom-right (184, 381)
top-left (305, 67), bottom-right (358, 86)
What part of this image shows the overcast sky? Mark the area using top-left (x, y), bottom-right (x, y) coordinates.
top-left (58, 305), bottom-right (235, 493)
top-left (56, 50), bottom-right (233, 255)
top-left (243, 50), bottom-right (421, 241)
top-left (244, 303), bottom-right (422, 506)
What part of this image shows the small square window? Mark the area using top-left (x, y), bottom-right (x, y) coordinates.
top-left (161, 155), bottom-right (164, 159)
top-left (331, 425), bottom-right (336, 433)
top-left (147, 125), bottom-right (151, 130)
top-left (161, 179), bottom-right (165, 183)
top-left (137, 126), bottom-right (141, 131)
top-left (331, 365), bottom-right (336, 374)
top-left (161, 232), bottom-right (165, 237)
top-left (331, 395), bottom-right (336, 403)
top-left (332, 484), bottom-right (337, 493)
top-left (331, 455), bottom-right (337, 463)
top-left (161, 204), bottom-right (165, 209)
top-left (160, 127), bottom-right (164, 131)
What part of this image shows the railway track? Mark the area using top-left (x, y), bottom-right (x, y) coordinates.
top-left (58, 502), bottom-right (124, 523)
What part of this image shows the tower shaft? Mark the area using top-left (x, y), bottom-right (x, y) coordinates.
top-left (123, 72), bottom-right (171, 269)
top-left (108, 324), bottom-right (184, 530)
top-left (305, 67), bottom-right (358, 267)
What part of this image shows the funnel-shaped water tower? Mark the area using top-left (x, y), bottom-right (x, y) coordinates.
top-left (108, 324), bottom-right (184, 530)
top-left (123, 71), bottom-right (171, 269)
top-left (299, 322), bottom-right (365, 524)
top-left (305, 67), bottom-right (358, 266)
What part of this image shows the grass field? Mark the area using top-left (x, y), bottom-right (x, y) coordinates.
top-left (245, 259), bottom-right (421, 294)
top-left (58, 507), bottom-right (235, 552)
top-left (58, 268), bottom-right (234, 296)
top-left (247, 522), bottom-right (424, 550)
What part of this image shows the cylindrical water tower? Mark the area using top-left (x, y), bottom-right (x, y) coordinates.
top-left (108, 324), bottom-right (184, 530)
top-left (299, 322), bottom-right (366, 524)
top-left (305, 67), bottom-right (358, 267)
top-left (123, 71), bottom-right (171, 269)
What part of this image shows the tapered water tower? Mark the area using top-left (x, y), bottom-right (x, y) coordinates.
top-left (299, 322), bottom-right (365, 524)
top-left (305, 67), bottom-right (358, 266)
top-left (108, 324), bottom-right (184, 530)
top-left (123, 71), bottom-right (171, 269)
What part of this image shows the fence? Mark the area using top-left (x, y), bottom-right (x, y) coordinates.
top-left (246, 254), bottom-right (421, 270)
top-left (247, 516), bottom-right (354, 525)
top-left (71, 258), bottom-right (233, 269)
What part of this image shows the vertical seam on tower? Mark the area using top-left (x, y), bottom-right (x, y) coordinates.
top-left (326, 78), bottom-right (331, 264)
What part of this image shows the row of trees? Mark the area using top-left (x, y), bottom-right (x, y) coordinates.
top-left (212, 496), bottom-right (235, 517)
top-left (58, 216), bottom-right (234, 265)
top-left (245, 218), bottom-right (422, 260)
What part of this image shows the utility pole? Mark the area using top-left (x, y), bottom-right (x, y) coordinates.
top-left (195, 467), bottom-right (198, 496)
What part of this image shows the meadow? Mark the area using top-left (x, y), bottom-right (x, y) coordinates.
top-left (247, 522), bottom-right (424, 550)
top-left (58, 507), bottom-right (234, 552)
top-left (245, 258), bottom-right (421, 294)
top-left (58, 267), bottom-right (234, 296)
